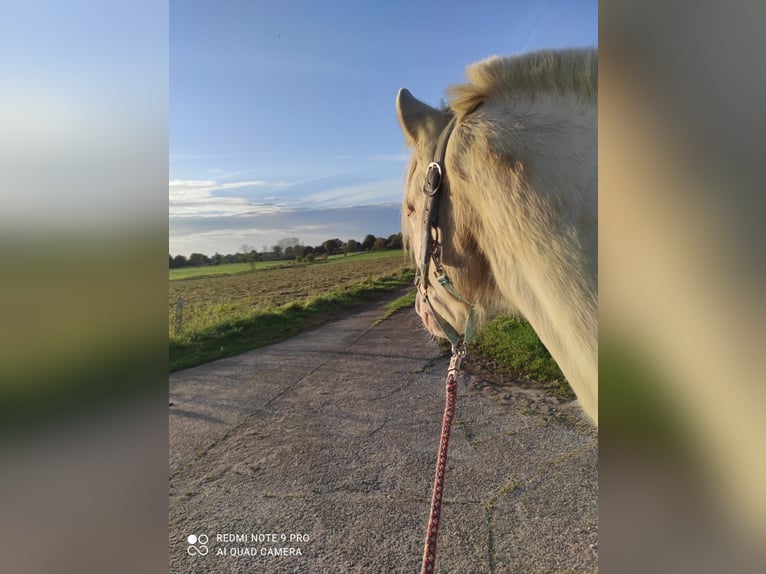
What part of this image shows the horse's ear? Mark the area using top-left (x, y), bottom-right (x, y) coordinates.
top-left (396, 88), bottom-right (443, 148)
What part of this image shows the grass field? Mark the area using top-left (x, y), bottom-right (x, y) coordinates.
top-left (169, 248), bottom-right (564, 395)
top-left (170, 250), bottom-right (414, 371)
top-left (169, 250), bottom-right (406, 280)
top-left (170, 251), bottom-right (410, 335)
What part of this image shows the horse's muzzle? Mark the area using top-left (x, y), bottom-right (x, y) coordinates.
top-left (415, 293), bottom-right (445, 338)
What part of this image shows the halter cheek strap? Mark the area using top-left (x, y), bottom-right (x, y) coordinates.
top-left (415, 116), bottom-right (476, 347)
top-left (418, 118), bottom-right (473, 574)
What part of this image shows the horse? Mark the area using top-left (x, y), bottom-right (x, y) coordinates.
top-left (396, 48), bottom-right (598, 425)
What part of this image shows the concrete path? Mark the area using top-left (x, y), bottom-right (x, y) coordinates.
top-left (169, 292), bottom-right (597, 573)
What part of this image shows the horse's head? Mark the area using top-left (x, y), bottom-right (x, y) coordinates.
top-left (396, 88), bottom-right (492, 343)
top-left (395, 51), bottom-right (599, 427)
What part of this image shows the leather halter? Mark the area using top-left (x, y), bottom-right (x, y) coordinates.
top-left (415, 116), bottom-right (476, 347)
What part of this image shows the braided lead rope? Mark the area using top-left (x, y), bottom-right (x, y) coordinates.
top-left (420, 344), bottom-right (465, 574)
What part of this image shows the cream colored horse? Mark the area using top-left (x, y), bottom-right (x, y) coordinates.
top-left (397, 48), bottom-right (598, 425)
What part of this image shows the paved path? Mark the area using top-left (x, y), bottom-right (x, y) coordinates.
top-left (169, 292), bottom-right (597, 573)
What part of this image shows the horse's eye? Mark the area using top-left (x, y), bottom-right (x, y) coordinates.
top-left (406, 202), bottom-right (415, 215)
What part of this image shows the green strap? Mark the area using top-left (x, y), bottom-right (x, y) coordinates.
top-left (437, 274), bottom-right (471, 306)
top-left (423, 272), bottom-right (476, 346)
top-left (422, 294), bottom-right (465, 346)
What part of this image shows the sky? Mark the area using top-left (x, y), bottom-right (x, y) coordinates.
top-left (170, 0), bottom-right (598, 256)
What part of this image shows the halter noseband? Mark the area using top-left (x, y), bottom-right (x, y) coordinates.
top-left (415, 116), bottom-right (476, 348)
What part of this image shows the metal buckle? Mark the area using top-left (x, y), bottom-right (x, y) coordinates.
top-left (423, 162), bottom-right (442, 196)
top-left (448, 342), bottom-right (467, 374)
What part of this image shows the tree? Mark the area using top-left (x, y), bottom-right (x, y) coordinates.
top-left (172, 254), bottom-right (188, 268)
top-left (211, 252), bottom-right (223, 266)
top-left (386, 233), bottom-right (403, 250)
top-left (239, 245), bottom-right (258, 269)
top-left (189, 253), bottom-right (208, 266)
top-left (322, 238), bottom-right (343, 254)
top-left (344, 239), bottom-right (359, 255)
top-left (373, 237), bottom-right (387, 251)
top-left (272, 245), bottom-right (283, 258)
top-left (362, 234), bottom-right (376, 252)
top-left (277, 237), bottom-right (300, 252)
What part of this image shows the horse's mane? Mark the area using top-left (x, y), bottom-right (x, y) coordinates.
top-left (447, 48), bottom-right (597, 119)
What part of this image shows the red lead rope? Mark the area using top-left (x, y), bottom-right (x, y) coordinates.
top-left (420, 368), bottom-right (459, 573)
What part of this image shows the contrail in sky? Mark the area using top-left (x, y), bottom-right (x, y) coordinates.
top-left (522, 1), bottom-right (556, 52)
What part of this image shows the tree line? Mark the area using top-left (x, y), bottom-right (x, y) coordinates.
top-left (169, 233), bottom-right (404, 269)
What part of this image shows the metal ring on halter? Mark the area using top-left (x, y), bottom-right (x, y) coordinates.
top-left (423, 162), bottom-right (442, 196)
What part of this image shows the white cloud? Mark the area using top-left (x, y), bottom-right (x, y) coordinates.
top-left (169, 204), bottom-right (403, 256)
top-left (168, 173), bottom-right (403, 218)
top-left (168, 171), bottom-right (406, 254)
top-left (169, 178), bottom-right (286, 196)
top-left (298, 178), bottom-right (402, 207)
top-left (169, 179), bottom-right (289, 218)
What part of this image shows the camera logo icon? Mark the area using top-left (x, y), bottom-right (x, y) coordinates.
top-left (187, 534), bottom-right (209, 556)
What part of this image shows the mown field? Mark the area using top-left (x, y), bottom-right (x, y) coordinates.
top-left (170, 251), bottom-right (410, 334)
top-left (169, 250), bottom-right (403, 280)
top-left (169, 251), bottom-right (415, 371)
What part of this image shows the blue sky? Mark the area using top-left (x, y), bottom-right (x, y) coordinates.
top-left (170, 0), bottom-right (597, 256)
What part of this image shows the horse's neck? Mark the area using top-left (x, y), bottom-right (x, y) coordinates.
top-left (461, 96), bottom-right (598, 421)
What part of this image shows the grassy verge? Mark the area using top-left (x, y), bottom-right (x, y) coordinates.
top-left (368, 289), bottom-right (565, 392)
top-left (170, 270), bottom-right (414, 372)
top-left (371, 288), bottom-right (417, 327)
top-left (468, 315), bottom-right (571, 396)
top-left (374, 290), bottom-right (567, 394)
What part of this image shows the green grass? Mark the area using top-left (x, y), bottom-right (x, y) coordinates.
top-left (170, 249), bottom-right (406, 280)
top-left (469, 315), bottom-right (566, 386)
top-left (333, 249), bottom-right (406, 262)
top-left (170, 262), bottom-right (264, 279)
top-left (169, 248), bottom-right (567, 393)
top-left (170, 251), bottom-right (411, 342)
top-left (372, 288), bottom-right (417, 327)
top-left (170, 269), bottom-right (414, 372)
top-left (374, 290), bottom-right (566, 392)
